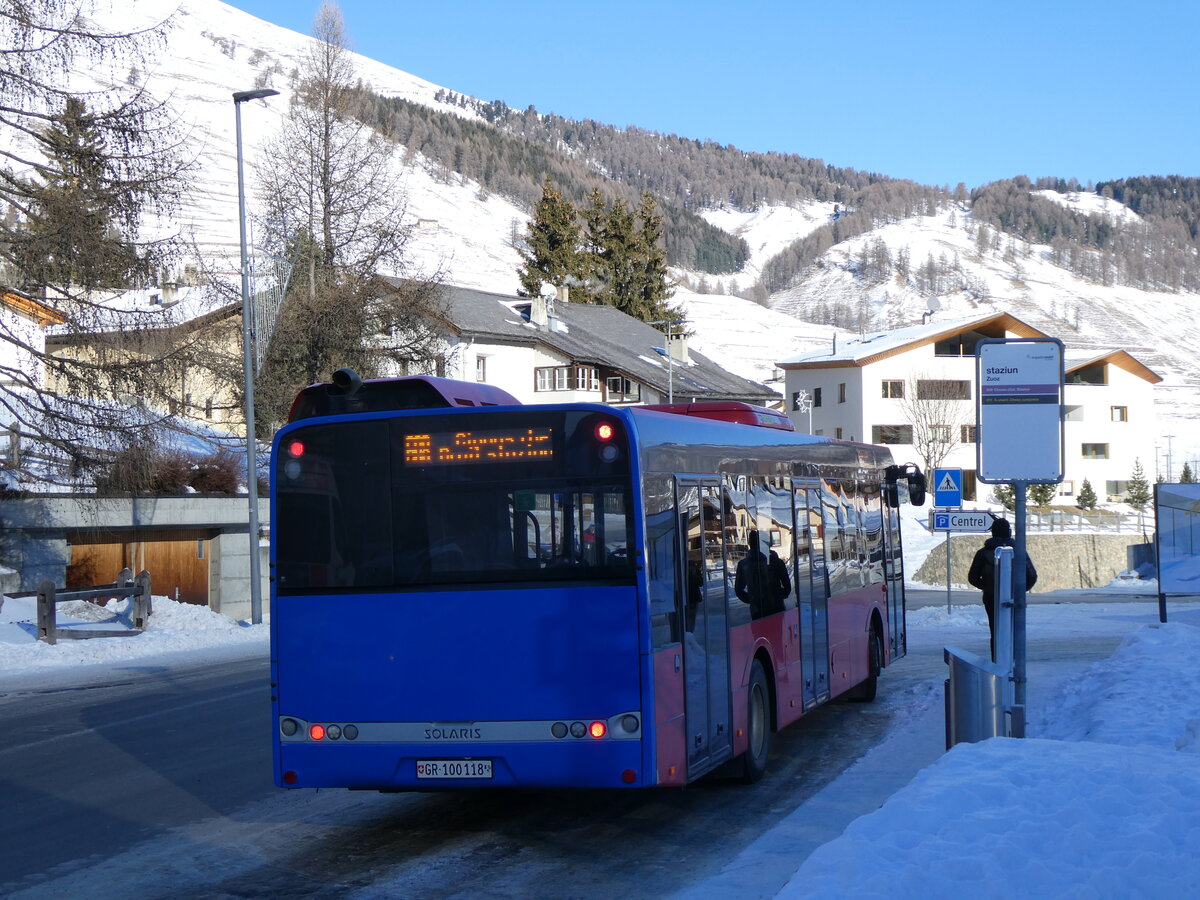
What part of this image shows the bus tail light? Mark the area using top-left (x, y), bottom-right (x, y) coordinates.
top-left (622, 769), bottom-right (637, 784)
top-left (589, 721), bottom-right (607, 738)
top-left (309, 724), bottom-right (326, 741)
top-left (283, 770), bottom-right (298, 785)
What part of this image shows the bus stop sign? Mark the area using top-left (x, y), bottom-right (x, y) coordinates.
top-left (933, 468), bottom-right (962, 507)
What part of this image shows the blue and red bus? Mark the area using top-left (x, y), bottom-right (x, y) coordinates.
top-left (270, 373), bottom-right (925, 789)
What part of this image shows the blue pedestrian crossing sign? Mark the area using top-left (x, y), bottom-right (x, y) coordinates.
top-left (933, 467), bottom-right (963, 507)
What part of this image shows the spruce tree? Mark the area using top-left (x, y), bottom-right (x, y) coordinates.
top-left (16, 96), bottom-right (149, 289)
top-left (1029, 482), bottom-right (1056, 507)
top-left (516, 177), bottom-right (582, 299)
top-left (1125, 458), bottom-right (1152, 510)
top-left (594, 197), bottom-right (641, 316)
top-left (1181, 462), bottom-right (1195, 484)
top-left (632, 191), bottom-right (677, 324)
top-left (1076, 478), bottom-right (1098, 510)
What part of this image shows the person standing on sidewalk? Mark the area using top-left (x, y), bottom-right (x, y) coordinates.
top-left (967, 518), bottom-right (1037, 661)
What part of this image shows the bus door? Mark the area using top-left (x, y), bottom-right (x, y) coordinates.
top-left (795, 485), bottom-right (830, 709)
top-left (677, 477), bottom-right (733, 774)
top-left (882, 497), bottom-right (906, 660)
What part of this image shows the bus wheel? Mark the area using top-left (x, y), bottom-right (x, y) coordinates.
top-left (852, 626), bottom-right (882, 703)
top-left (741, 659), bottom-right (772, 783)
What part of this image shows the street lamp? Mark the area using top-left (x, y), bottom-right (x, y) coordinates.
top-left (234, 87), bottom-right (278, 624)
top-left (793, 389), bottom-right (813, 434)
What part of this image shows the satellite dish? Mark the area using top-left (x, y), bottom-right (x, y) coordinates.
top-left (927, 298), bottom-right (942, 313)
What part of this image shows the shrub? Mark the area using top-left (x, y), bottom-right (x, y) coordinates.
top-left (189, 450), bottom-right (241, 494)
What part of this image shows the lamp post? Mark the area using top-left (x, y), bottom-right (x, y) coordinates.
top-left (234, 87), bottom-right (278, 624)
top-left (794, 389), bottom-right (813, 434)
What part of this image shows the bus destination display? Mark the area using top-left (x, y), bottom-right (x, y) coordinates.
top-left (404, 427), bottom-right (555, 465)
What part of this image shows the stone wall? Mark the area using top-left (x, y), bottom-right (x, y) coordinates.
top-left (914, 533), bottom-right (1152, 592)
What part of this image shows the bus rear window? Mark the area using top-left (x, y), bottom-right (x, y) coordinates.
top-left (274, 411), bottom-right (636, 592)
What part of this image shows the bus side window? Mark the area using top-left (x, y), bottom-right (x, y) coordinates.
top-left (646, 476), bottom-right (679, 649)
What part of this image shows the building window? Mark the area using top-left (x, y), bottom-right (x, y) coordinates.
top-left (575, 366), bottom-right (599, 391)
top-left (916, 379), bottom-right (970, 400)
top-left (606, 376), bottom-right (640, 403)
top-left (932, 425), bottom-right (952, 442)
top-left (835, 427), bottom-right (843, 439)
top-left (1106, 480), bottom-right (1129, 498)
top-left (1111, 406), bottom-right (1128, 422)
top-left (536, 365), bottom-right (593, 392)
top-left (881, 380), bottom-right (904, 399)
top-left (476, 356), bottom-right (487, 382)
top-left (1068, 365), bottom-right (1107, 385)
top-left (961, 424), bottom-right (977, 443)
top-left (838, 383), bottom-right (847, 403)
top-left (813, 387), bottom-right (823, 407)
top-left (872, 425), bottom-right (913, 444)
top-left (205, 398), bottom-right (213, 420)
top-left (1059, 481), bottom-right (1074, 497)
top-left (1064, 405), bottom-right (1084, 422)
top-left (1082, 443), bottom-right (1109, 459)
top-left (814, 429), bottom-right (824, 436)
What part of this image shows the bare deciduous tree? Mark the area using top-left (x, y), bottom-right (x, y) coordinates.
top-left (251, 0), bottom-right (445, 434)
top-left (900, 373), bottom-right (974, 475)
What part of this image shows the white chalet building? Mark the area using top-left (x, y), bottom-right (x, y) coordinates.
top-left (779, 313), bottom-right (1161, 504)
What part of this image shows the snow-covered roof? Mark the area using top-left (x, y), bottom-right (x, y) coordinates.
top-left (1064, 349), bottom-right (1163, 384)
top-left (402, 281), bottom-right (780, 404)
top-left (778, 312), bottom-right (1046, 368)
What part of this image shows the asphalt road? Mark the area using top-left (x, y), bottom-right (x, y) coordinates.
top-left (0, 589), bottom-right (1178, 898)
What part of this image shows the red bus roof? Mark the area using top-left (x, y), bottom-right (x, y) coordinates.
top-left (639, 401), bottom-right (794, 431)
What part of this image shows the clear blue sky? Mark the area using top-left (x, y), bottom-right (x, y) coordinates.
top-left (225, 0), bottom-right (1199, 189)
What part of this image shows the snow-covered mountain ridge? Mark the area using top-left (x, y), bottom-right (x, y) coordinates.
top-left (45, 1), bottom-right (1200, 465)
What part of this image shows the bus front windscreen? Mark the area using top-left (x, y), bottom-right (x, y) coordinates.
top-left (274, 409), bottom-right (636, 593)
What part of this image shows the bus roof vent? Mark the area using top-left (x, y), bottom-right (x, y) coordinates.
top-left (287, 373), bottom-right (520, 422)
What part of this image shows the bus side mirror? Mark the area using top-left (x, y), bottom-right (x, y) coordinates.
top-left (884, 463), bottom-right (926, 508)
top-left (907, 469), bottom-right (926, 506)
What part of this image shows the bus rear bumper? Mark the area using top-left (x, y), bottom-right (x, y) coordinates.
top-left (275, 740), bottom-right (648, 790)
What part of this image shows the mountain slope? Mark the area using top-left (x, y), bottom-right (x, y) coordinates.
top-left (30, 0), bottom-right (1200, 466)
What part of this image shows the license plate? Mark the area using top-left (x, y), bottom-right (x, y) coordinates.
top-left (416, 759), bottom-right (493, 780)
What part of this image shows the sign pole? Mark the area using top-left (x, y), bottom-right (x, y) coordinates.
top-left (1012, 481), bottom-right (1028, 738)
top-left (945, 531), bottom-right (951, 613)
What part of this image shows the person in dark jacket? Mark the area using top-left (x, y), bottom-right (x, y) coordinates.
top-left (967, 518), bottom-right (1037, 661)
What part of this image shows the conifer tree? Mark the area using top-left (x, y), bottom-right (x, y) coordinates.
top-left (632, 191), bottom-right (678, 324)
top-left (1125, 458), bottom-right (1152, 510)
top-left (593, 197), bottom-right (640, 315)
top-left (15, 98), bottom-right (150, 289)
top-left (516, 177), bottom-right (582, 298)
top-left (1181, 462), bottom-right (1195, 484)
top-left (1029, 482), bottom-right (1056, 507)
top-left (1076, 478), bottom-right (1098, 510)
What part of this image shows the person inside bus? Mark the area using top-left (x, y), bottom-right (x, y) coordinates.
top-left (967, 517), bottom-right (1038, 661)
top-left (735, 530), bottom-right (790, 619)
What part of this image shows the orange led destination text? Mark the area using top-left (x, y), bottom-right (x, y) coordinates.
top-left (404, 428), bottom-right (554, 465)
